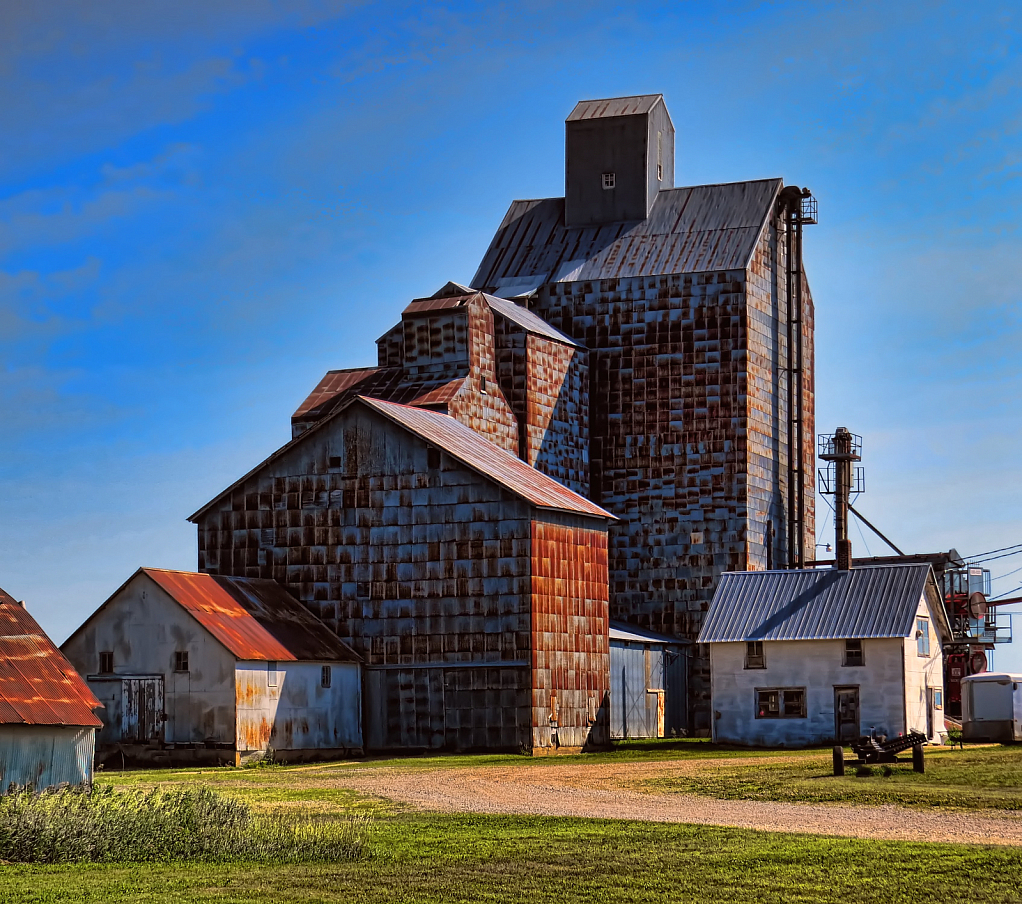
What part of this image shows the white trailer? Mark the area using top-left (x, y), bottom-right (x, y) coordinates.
top-left (961, 672), bottom-right (1022, 742)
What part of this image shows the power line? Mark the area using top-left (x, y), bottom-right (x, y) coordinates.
top-left (967, 548), bottom-right (1022, 566)
top-left (965, 542), bottom-right (1022, 561)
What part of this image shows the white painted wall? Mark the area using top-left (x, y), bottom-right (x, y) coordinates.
top-left (710, 637), bottom-right (907, 746)
top-left (235, 660), bottom-right (361, 753)
top-left (709, 591), bottom-right (946, 747)
top-left (62, 572), bottom-right (238, 745)
top-left (903, 594), bottom-right (946, 739)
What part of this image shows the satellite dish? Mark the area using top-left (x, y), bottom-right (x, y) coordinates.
top-left (969, 591), bottom-right (988, 621)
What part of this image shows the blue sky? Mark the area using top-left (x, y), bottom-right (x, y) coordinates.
top-left (3, 1), bottom-right (1022, 666)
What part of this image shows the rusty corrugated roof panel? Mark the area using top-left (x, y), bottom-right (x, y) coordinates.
top-left (697, 565), bottom-right (938, 643)
top-left (143, 570), bottom-right (360, 663)
top-left (293, 366), bottom-right (404, 420)
top-left (403, 296), bottom-right (470, 315)
top-left (482, 294), bottom-right (582, 348)
top-left (566, 94), bottom-right (663, 121)
top-left (470, 179), bottom-right (782, 290)
top-left (360, 397), bottom-right (614, 520)
top-left (0, 591), bottom-right (102, 727)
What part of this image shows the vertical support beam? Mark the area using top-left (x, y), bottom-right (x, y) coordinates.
top-left (785, 206), bottom-right (804, 568)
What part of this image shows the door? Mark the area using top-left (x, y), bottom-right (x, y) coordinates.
top-left (926, 688), bottom-right (935, 739)
top-left (121, 677), bottom-right (165, 744)
top-left (834, 686), bottom-right (859, 743)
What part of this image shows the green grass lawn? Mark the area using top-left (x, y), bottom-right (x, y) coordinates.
top-left (3, 811), bottom-right (1022, 904)
top-left (637, 744), bottom-right (1022, 810)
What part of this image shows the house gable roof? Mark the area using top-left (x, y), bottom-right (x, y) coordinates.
top-left (141, 570), bottom-right (360, 663)
top-left (0, 588), bottom-right (102, 727)
top-left (697, 564), bottom-right (948, 643)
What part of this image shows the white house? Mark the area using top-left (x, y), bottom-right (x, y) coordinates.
top-left (698, 564), bottom-right (949, 747)
top-left (62, 568), bottom-right (363, 764)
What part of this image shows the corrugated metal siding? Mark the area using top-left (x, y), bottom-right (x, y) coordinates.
top-left (530, 519), bottom-right (610, 750)
top-left (698, 565), bottom-right (933, 643)
top-left (0, 725), bottom-right (95, 789)
top-left (470, 180), bottom-right (781, 290)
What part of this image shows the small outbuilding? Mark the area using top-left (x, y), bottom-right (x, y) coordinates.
top-left (609, 621), bottom-right (689, 739)
top-left (0, 586), bottom-right (102, 789)
top-left (961, 672), bottom-right (1022, 742)
top-left (62, 569), bottom-right (362, 764)
top-left (698, 564), bottom-right (949, 747)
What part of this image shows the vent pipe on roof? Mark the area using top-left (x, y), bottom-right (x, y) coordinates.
top-left (819, 427), bottom-right (862, 570)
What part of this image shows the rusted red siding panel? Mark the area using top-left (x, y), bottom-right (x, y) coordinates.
top-left (530, 518), bottom-right (610, 750)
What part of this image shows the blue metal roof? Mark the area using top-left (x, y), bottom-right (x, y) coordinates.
top-left (697, 565), bottom-right (939, 643)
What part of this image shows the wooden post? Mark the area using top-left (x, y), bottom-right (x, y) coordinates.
top-left (912, 743), bottom-right (925, 774)
top-left (833, 746), bottom-right (845, 776)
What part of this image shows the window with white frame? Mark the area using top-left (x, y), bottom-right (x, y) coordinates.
top-left (602, 172), bottom-right (616, 189)
top-left (916, 617), bottom-right (930, 657)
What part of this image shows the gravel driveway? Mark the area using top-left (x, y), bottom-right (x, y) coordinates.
top-left (340, 758), bottom-right (1022, 846)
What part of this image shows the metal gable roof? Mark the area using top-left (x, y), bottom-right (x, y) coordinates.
top-left (0, 591), bottom-right (101, 727)
top-left (143, 570), bottom-right (360, 663)
top-left (470, 179), bottom-right (782, 290)
top-left (697, 565), bottom-right (939, 643)
top-left (482, 293), bottom-right (581, 348)
top-left (359, 397), bottom-right (614, 520)
top-left (566, 95), bottom-right (663, 121)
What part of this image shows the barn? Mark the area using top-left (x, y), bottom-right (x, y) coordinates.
top-left (62, 568), bottom-right (362, 764)
top-left (0, 586), bottom-right (102, 789)
top-left (191, 395), bottom-right (615, 753)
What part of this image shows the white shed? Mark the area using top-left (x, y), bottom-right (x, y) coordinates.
top-left (698, 564), bottom-right (950, 747)
top-left (62, 568), bottom-right (362, 764)
top-left (0, 586), bottom-right (102, 789)
top-left (961, 672), bottom-right (1022, 742)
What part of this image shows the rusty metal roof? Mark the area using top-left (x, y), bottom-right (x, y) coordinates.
top-left (483, 293), bottom-right (581, 348)
top-left (0, 590), bottom-right (102, 727)
top-left (143, 569), bottom-right (361, 663)
top-left (470, 179), bottom-right (782, 290)
top-left (698, 565), bottom-right (946, 643)
top-left (360, 397), bottom-right (614, 520)
top-left (293, 366), bottom-right (404, 420)
top-left (566, 95), bottom-right (663, 121)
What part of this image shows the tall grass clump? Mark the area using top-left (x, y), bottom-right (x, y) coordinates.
top-left (0, 785), bottom-right (369, 864)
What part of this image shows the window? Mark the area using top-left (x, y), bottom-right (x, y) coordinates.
top-left (321, 665), bottom-right (332, 688)
top-left (99, 651), bottom-right (113, 674)
top-left (756, 687), bottom-right (806, 719)
top-left (933, 690), bottom-right (943, 710)
top-left (843, 639), bottom-right (864, 667)
top-left (657, 131), bottom-right (663, 182)
top-left (267, 661), bottom-right (278, 687)
top-left (916, 617), bottom-right (930, 657)
top-left (427, 447), bottom-right (441, 470)
top-left (328, 456), bottom-right (341, 469)
top-left (745, 641), bottom-right (765, 669)
top-left (602, 172), bottom-right (616, 190)
top-left (480, 376), bottom-right (488, 395)
top-left (174, 651), bottom-right (189, 672)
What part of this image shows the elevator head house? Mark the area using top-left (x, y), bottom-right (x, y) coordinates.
top-left (471, 94), bottom-right (817, 731)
